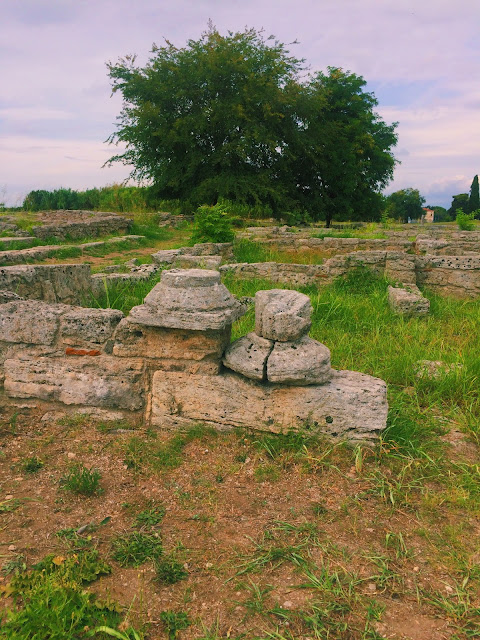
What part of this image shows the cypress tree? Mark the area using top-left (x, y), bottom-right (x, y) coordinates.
top-left (468, 175), bottom-right (479, 214)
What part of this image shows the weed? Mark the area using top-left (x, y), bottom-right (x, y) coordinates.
top-left (135, 501), bottom-right (166, 527)
top-left (154, 555), bottom-right (188, 585)
top-left (237, 579), bottom-right (273, 615)
top-left (111, 531), bottom-right (163, 567)
top-left (0, 498), bottom-right (22, 513)
top-left (159, 610), bottom-right (191, 639)
top-left (60, 464), bottom-right (103, 496)
top-left (22, 456), bottom-right (44, 473)
top-left (0, 550), bottom-right (131, 640)
top-left (254, 463), bottom-right (281, 483)
top-left (1, 554), bottom-right (26, 576)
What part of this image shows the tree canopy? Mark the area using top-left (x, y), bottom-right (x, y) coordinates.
top-left (106, 25), bottom-right (398, 224)
top-left (468, 175), bottom-right (479, 215)
top-left (386, 188), bottom-right (425, 223)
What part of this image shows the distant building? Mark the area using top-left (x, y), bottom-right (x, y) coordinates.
top-left (422, 207), bottom-right (435, 223)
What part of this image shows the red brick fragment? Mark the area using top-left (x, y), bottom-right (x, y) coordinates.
top-left (65, 348), bottom-right (101, 356)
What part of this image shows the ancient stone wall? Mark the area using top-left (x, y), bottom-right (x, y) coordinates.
top-left (0, 269), bottom-right (388, 442)
top-left (31, 211), bottom-right (131, 240)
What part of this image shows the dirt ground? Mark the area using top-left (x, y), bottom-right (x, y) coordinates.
top-left (1, 407), bottom-right (479, 640)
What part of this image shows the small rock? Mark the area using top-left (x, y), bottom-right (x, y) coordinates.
top-left (413, 566), bottom-right (419, 572)
top-left (366, 527), bottom-right (374, 533)
top-left (205, 562), bottom-right (213, 569)
top-left (67, 452), bottom-right (76, 459)
top-left (445, 585), bottom-right (453, 593)
top-left (282, 600), bottom-right (293, 609)
top-left (8, 545), bottom-right (16, 552)
top-left (367, 583), bottom-right (377, 592)
top-left (5, 495), bottom-right (13, 500)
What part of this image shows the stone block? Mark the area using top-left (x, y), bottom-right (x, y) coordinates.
top-left (174, 255), bottom-right (222, 270)
top-left (113, 318), bottom-right (230, 374)
top-left (267, 336), bottom-right (332, 385)
top-left (129, 269), bottom-right (245, 331)
top-left (388, 286), bottom-right (430, 315)
top-left (4, 356), bottom-right (144, 410)
top-left (0, 264), bottom-right (92, 304)
top-left (0, 300), bottom-right (63, 344)
top-left (223, 332), bottom-right (274, 381)
top-left (151, 249), bottom-right (182, 265)
top-left (255, 289), bottom-right (312, 341)
top-left (151, 369), bottom-right (388, 442)
top-left (60, 308), bottom-right (124, 345)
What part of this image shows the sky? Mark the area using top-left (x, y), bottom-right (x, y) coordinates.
top-left (1, 0), bottom-right (479, 208)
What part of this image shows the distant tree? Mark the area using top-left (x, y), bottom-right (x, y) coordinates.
top-left (448, 193), bottom-right (469, 218)
top-left (106, 25), bottom-right (398, 225)
top-left (386, 188), bottom-right (425, 223)
top-left (427, 205), bottom-right (451, 222)
top-left (468, 175), bottom-right (479, 215)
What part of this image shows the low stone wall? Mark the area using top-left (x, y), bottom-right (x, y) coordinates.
top-left (220, 250), bottom-right (480, 298)
top-left (0, 264), bottom-right (92, 304)
top-left (0, 269), bottom-right (388, 441)
top-left (31, 211), bottom-right (131, 240)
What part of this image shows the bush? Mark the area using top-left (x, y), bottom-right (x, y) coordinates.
top-left (191, 204), bottom-right (235, 243)
top-left (456, 208), bottom-right (476, 231)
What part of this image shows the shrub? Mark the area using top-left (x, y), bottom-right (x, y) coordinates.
top-left (456, 208), bottom-right (475, 231)
top-left (191, 204), bottom-right (235, 243)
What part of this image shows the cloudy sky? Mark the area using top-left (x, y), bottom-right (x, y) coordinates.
top-left (1, 0), bottom-right (479, 207)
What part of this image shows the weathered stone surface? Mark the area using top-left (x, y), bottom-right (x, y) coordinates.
top-left (4, 356), bottom-right (144, 410)
top-left (223, 332), bottom-right (273, 381)
top-left (174, 255), bottom-right (222, 270)
top-left (0, 291), bottom-right (23, 303)
top-left (388, 286), bottom-right (430, 315)
top-left (267, 336), bottom-right (332, 385)
top-left (113, 318), bottom-right (230, 374)
top-left (151, 369), bottom-right (388, 442)
top-left (415, 255), bottom-right (480, 298)
top-left (0, 264), bottom-right (92, 304)
top-left (31, 212), bottom-right (131, 241)
top-left (60, 308), bottom-right (124, 345)
top-left (414, 359), bottom-right (464, 379)
top-left (384, 252), bottom-right (416, 285)
top-left (0, 300), bottom-right (63, 344)
top-left (255, 289), bottom-right (312, 341)
top-left (151, 249), bottom-right (182, 265)
top-left (129, 269), bottom-right (244, 330)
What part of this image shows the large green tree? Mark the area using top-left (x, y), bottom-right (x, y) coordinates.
top-left (448, 193), bottom-right (469, 218)
top-left (106, 25), bottom-right (398, 223)
top-left (386, 188), bottom-right (425, 223)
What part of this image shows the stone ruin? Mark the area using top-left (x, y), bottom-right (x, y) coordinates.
top-left (0, 269), bottom-right (388, 443)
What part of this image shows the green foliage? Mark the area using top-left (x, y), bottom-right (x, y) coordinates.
top-left (0, 551), bottom-right (127, 640)
top-left (456, 208), bottom-right (476, 230)
top-left (60, 464), bottom-right (103, 496)
top-left (386, 188), bottom-right (425, 223)
top-left (106, 25), bottom-right (397, 223)
top-left (154, 555), bottom-right (188, 584)
top-left (22, 456), bottom-right (44, 473)
top-left (448, 193), bottom-right (469, 218)
top-left (111, 531), bottom-right (163, 567)
top-left (191, 204), bottom-right (235, 243)
top-left (159, 611), bottom-right (191, 639)
top-left (468, 175), bottom-right (479, 214)
top-left (135, 502), bottom-right (166, 527)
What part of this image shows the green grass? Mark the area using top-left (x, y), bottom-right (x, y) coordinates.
top-left (0, 551), bottom-right (138, 640)
top-left (111, 531), bottom-right (163, 567)
top-left (60, 464), bottom-right (103, 496)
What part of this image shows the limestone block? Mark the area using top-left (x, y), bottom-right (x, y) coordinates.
top-left (113, 318), bottom-right (230, 374)
top-left (129, 269), bottom-right (244, 331)
top-left (384, 252), bottom-right (416, 285)
top-left (151, 369), bottom-right (388, 442)
top-left (223, 332), bottom-right (274, 381)
top-left (0, 291), bottom-right (23, 303)
top-left (0, 300), bottom-right (63, 344)
top-left (388, 286), bottom-right (430, 315)
top-left (60, 308), bottom-right (124, 345)
top-left (0, 264), bottom-right (92, 304)
top-left (190, 242), bottom-right (234, 259)
top-left (4, 356), bottom-right (144, 410)
top-left (267, 336), bottom-right (332, 385)
top-left (151, 249), bottom-right (182, 265)
top-left (255, 289), bottom-right (312, 341)
top-left (174, 255), bottom-right (222, 270)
